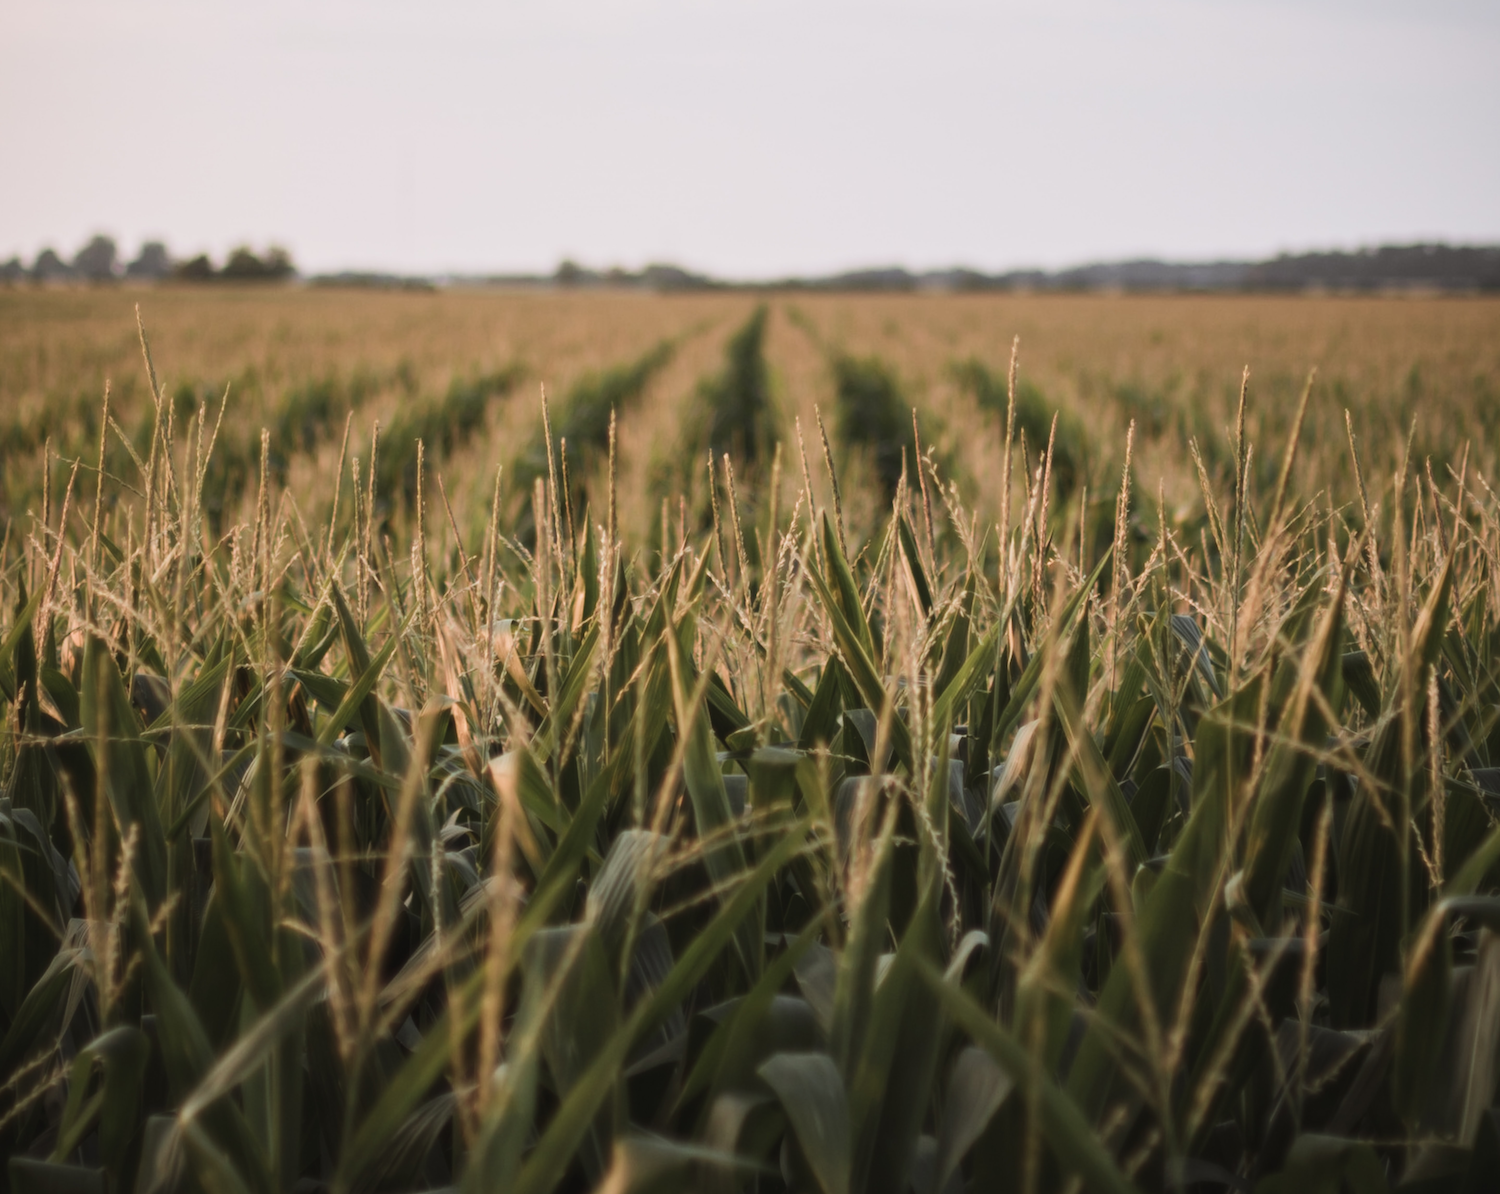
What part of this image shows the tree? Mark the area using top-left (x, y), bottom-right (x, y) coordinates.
top-left (221, 245), bottom-right (295, 280)
top-left (263, 246), bottom-right (294, 278)
top-left (173, 254), bottom-right (215, 281)
top-left (126, 241), bottom-right (172, 279)
top-left (31, 248), bottom-right (74, 281)
top-left (73, 235), bottom-right (119, 280)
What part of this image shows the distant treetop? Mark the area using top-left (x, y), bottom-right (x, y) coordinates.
top-left (126, 242), bottom-right (172, 279)
top-left (72, 235), bottom-right (119, 280)
top-left (220, 245), bottom-right (295, 280)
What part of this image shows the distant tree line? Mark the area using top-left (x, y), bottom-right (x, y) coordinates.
top-left (1241, 244), bottom-right (1500, 291)
top-left (9, 235), bottom-right (1497, 292)
top-left (551, 259), bottom-right (719, 291)
top-left (753, 245), bottom-right (1500, 294)
top-left (0, 235), bottom-right (295, 284)
top-left (459, 245), bottom-right (1500, 294)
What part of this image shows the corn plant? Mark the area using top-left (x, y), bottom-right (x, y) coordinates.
top-left (512, 339), bottom-right (675, 522)
top-left (949, 357), bottom-right (1087, 499)
top-left (1, 319), bottom-right (1498, 1194)
top-left (699, 305), bottom-right (775, 469)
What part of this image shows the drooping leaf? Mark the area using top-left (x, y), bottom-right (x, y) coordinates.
top-left (759, 1052), bottom-right (852, 1194)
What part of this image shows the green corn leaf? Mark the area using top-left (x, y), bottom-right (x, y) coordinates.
top-left (578, 515), bottom-right (600, 625)
top-left (1392, 905), bottom-right (1453, 1125)
top-left (81, 636), bottom-right (169, 912)
top-left (849, 886), bottom-right (944, 1194)
top-left (209, 813), bottom-right (281, 1011)
top-left (803, 544), bottom-right (914, 773)
top-left (41, 665), bottom-right (80, 730)
top-left (1053, 686), bottom-right (1148, 873)
top-left (188, 887), bottom-right (245, 1050)
top-left (155, 648), bottom-right (235, 836)
top-left (6, 1159), bottom-right (105, 1194)
top-left (1412, 550), bottom-right (1459, 675)
top-left (823, 512), bottom-right (876, 661)
top-left (1326, 721), bottom-right (1409, 1028)
top-left (1341, 651), bottom-right (1381, 719)
top-left (989, 548), bottom-right (1113, 745)
top-left (669, 613), bottom-right (758, 980)
top-left (344, 752), bottom-right (631, 1171)
top-left (292, 597), bottom-right (338, 670)
top-left (0, 942), bottom-right (85, 1083)
top-left (1015, 814), bottom-right (1106, 1075)
top-left (598, 1133), bottom-right (775, 1194)
top-left (50, 1025), bottom-right (148, 1168)
top-left (1066, 674), bottom-right (1264, 1126)
top-left (587, 829), bottom-right (671, 968)
top-left (1105, 694), bottom-right (1155, 782)
top-left (289, 666), bottom-right (348, 719)
top-left (1448, 823), bottom-right (1500, 897)
top-left (530, 621), bottom-right (600, 766)
top-left (180, 1120), bottom-right (261, 1194)
top-left (325, 582), bottom-right (404, 751)
top-left (316, 620), bottom-right (410, 751)
top-left (526, 924), bottom-right (620, 1179)
top-left (706, 669), bottom-right (752, 739)
top-left (0, 800), bottom-right (68, 1014)
top-left (510, 824), bottom-right (809, 1194)
top-left (830, 805), bottom-right (897, 1082)
top-left (1241, 573), bottom-right (1346, 930)
top-left (489, 741), bottom-right (564, 852)
top-left (1253, 1134), bottom-right (1389, 1194)
top-left (1328, 554), bottom-right (1456, 1028)
top-left (932, 1047), bottom-right (1014, 1194)
top-left (918, 957), bottom-right (1142, 1194)
top-left (897, 515), bottom-right (934, 620)
top-left (131, 894), bottom-right (275, 1194)
top-left (760, 1052), bottom-right (852, 1194)
top-left (0, 583), bottom-right (43, 704)
top-left (676, 925), bottom-right (821, 1114)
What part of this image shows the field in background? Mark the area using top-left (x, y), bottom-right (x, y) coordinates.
top-left (4, 287), bottom-right (1497, 550)
top-left (4, 285), bottom-right (1500, 1191)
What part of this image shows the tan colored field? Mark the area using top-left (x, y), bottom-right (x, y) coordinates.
top-left (2, 285), bottom-right (1497, 543)
top-left (7, 287), bottom-right (1500, 1191)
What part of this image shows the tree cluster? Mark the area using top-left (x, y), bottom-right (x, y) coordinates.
top-left (0, 236), bottom-right (295, 284)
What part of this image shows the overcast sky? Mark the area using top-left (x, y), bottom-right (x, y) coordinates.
top-left (2, 0), bottom-right (1496, 277)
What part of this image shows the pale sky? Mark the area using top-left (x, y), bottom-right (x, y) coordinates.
top-left (2, 0), bottom-right (1496, 277)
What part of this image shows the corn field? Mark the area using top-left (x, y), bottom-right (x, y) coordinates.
top-left (2, 310), bottom-right (1499, 1194)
